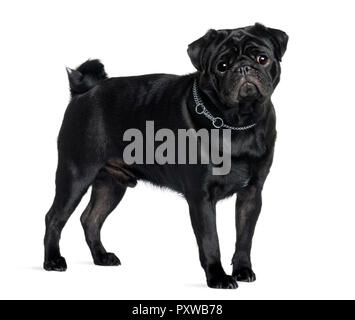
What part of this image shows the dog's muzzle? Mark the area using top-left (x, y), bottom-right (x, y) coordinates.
top-left (239, 82), bottom-right (259, 98)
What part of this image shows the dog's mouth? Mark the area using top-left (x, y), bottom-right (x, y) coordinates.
top-left (239, 81), bottom-right (259, 97)
top-left (236, 79), bottom-right (261, 100)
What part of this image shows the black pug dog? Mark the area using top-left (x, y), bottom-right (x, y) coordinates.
top-left (44, 23), bottom-right (288, 289)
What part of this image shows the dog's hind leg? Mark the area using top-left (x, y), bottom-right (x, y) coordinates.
top-left (44, 163), bottom-right (101, 271)
top-left (80, 170), bottom-right (126, 266)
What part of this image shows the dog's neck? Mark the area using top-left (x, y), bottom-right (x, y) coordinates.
top-left (192, 77), bottom-right (269, 129)
top-left (224, 100), bottom-right (266, 125)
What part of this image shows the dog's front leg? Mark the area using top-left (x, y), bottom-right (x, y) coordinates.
top-left (188, 198), bottom-right (238, 289)
top-left (232, 185), bottom-right (262, 282)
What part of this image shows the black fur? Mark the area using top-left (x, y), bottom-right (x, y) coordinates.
top-left (44, 23), bottom-right (288, 289)
top-left (67, 59), bottom-right (107, 97)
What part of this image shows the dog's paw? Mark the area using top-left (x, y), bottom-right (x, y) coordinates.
top-left (94, 252), bottom-right (121, 266)
top-left (233, 267), bottom-right (256, 282)
top-left (207, 275), bottom-right (238, 289)
top-left (43, 256), bottom-right (67, 271)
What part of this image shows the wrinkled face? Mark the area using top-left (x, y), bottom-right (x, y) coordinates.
top-left (188, 24), bottom-right (288, 109)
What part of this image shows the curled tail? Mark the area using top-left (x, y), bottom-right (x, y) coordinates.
top-left (66, 59), bottom-right (107, 97)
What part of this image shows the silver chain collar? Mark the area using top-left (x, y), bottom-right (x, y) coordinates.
top-left (192, 80), bottom-right (257, 130)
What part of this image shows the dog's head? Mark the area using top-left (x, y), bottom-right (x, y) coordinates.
top-left (188, 23), bottom-right (288, 116)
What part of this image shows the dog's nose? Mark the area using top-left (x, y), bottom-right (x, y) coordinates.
top-left (237, 66), bottom-right (251, 76)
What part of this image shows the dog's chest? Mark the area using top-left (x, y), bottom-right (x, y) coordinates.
top-left (230, 131), bottom-right (267, 159)
top-left (206, 133), bottom-right (267, 200)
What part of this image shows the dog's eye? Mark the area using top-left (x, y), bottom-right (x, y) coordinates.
top-left (217, 61), bottom-right (229, 73)
top-left (257, 55), bottom-right (269, 65)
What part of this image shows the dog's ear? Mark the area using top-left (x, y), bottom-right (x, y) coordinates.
top-left (187, 29), bottom-right (217, 71)
top-left (254, 23), bottom-right (289, 61)
top-left (267, 26), bottom-right (288, 61)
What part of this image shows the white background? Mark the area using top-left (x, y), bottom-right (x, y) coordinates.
top-left (0, 0), bottom-right (354, 300)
